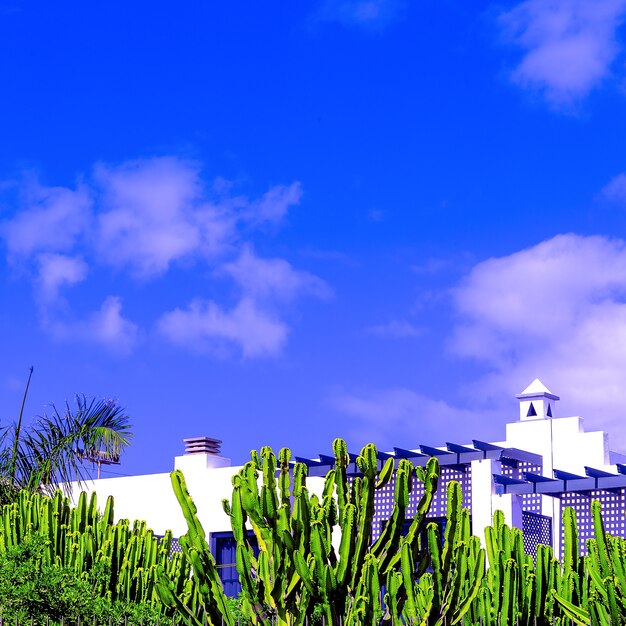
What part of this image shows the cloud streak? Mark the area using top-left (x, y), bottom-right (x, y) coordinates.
top-left (366, 319), bottom-right (422, 338)
top-left (314, 0), bottom-right (404, 28)
top-left (45, 296), bottom-right (140, 355)
top-left (222, 247), bottom-right (331, 303)
top-left (329, 387), bottom-right (499, 449)
top-left (601, 172), bottom-right (626, 205)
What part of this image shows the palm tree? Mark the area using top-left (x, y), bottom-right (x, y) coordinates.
top-left (0, 368), bottom-right (132, 503)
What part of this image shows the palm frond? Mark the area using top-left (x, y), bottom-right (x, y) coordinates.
top-left (17, 395), bottom-right (132, 496)
top-left (0, 425), bottom-right (21, 504)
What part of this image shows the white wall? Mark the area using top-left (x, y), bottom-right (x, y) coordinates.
top-left (67, 453), bottom-right (328, 539)
top-left (505, 415), bottom-right (609, 475)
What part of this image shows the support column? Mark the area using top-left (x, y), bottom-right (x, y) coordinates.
top-left (471, 458), bottom-right (498, 546)
top-left (495, 492), bottom-right (524, 530)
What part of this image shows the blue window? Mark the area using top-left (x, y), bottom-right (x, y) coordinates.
top-left (210, 531), bottom-right (258, 597)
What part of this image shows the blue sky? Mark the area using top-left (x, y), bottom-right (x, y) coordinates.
top-left (2, 0), bottom-right (626, 477)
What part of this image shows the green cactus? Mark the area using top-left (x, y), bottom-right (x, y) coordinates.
top-left (390, 481), bottom-right (484, 626)
top-left (9, 441), bottom-right (626, 626)
top-left (155, 470), bottom-right (234, 626)
top-left (0, 487), bottom-right (187, 618)
top-left (210, 440), bottom-right (441, 626)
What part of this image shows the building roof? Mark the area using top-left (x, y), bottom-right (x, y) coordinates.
top-left (515, 378), bottom-right (560, 401)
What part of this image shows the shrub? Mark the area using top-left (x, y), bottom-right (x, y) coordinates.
top-left (0, 534), bottom-right (161, 626)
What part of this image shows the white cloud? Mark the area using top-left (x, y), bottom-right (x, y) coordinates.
top-left (222, 247), bottom-right (331, 302)
top-left (601, 172), bottom-right (626, 205)
top-left (36, 253), bottom-right (88, 302)
top-left (158, 297), bottom-right (288, 358)
top-left (94, 158), bottom-right (213, 278)
top-left (2, 182), bottom-right (92, 257)
top-left (450, 233), bottom-right (626, 447)
top-left (500, 0), bottom-right (626, 105)
top-left (93, 160), bottom-right (302, 278)
top-left (0, 157), bottom-right (314, 358)
top-left (333, 234), bottom-right (626, 451)
top-left (84, 296), bottom-right (140, 353)
top-left (451, 234), bottom-right (626, 356)
top-left (411, 258), bottom-right (451, 275)
top-left (3, 158), bottom-right (303, 282)
top-left (159, 248), bottom-right (331, 357)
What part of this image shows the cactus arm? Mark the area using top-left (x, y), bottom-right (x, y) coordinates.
top-left (310, 506), bottom-right (328, 584)
top-left (562, 506), bottom-right (578, 577)
top-left (498, 558), bottom-right (516, 626)
top-left (366, 555), bottom-right (382, 626)
top-left (332, 438), bottom-right (350, 523)
top-left (383, 569), bottom-right (404, 625)
top-left (520, 571), bottom-right (536, 626)
top-left (610, 537), bottom-right (626, 598)
top-left (293, 550), bottom-right (316, 596)
top-left (386, 458), bottom-right (439, 573)
top-left (236, 543), bottom-right (266, 623)
top-left (349, 445), bottom-right (378, 588)
top-left (552, 591), bottom-right (590, 626)
top-left (260, 446), bottom-right (279, 523)
top-left (372, 461), bottom-right (407, 562)
top-left (415, 574), bottom-right (435, 626)
top-left (335, 502), bottom-right (356, 586)
top-left (586, 544), bottom-right (609, 602)
top-left (404, 458), bottom-right (439, 554)
top-left (592, 500), bottom-right (612, 577)
top-left (590, 598), bottom-right (611, 626)
top-left (376, 456), bottom-right (395, 489)
top-left (278, 447), bottom-right (292, 507)
top-left (257, 548), bottom-right (275, 609)
top-left (607, 575), bottom-right (621, 626)
top-left (534, 543), bottom-right (549, 616)
top-left (450, 546), bottom-right (486, 625)
top-left (170, 470), bottom-right (206, 543)
top-left (440, 482), bottom-right (461, 582)
top-left (400, 540), bottom-right (418, 619)
top-left (156, 566), bottom-right (205, 626)
top-left (441, 542), bottom-right (468, 622)
top-left (426, 522), bottom-right (444, 611)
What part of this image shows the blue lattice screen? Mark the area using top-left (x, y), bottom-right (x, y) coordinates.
top-left (169, 536), bottom-right (182, 558)
top-left (372, 464), bottom-right (472, 541)
top-left (502, 460), bottom-right (543, 515)
top-left (522, 511), bottom-right (552, 558)
top-left (560, 489), bottom-right (626, 557)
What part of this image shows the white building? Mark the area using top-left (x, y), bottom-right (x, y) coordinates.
top-left (69, 379), bottom-right (626, 594)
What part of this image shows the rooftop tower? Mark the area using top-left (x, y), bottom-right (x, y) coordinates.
top-left (515, 378), bottom-right (560, 421)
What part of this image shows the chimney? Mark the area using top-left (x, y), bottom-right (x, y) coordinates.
top-left (174, 436), bottom-right (231, 471)
top-left (184, 437), bottom-right (222, 456)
